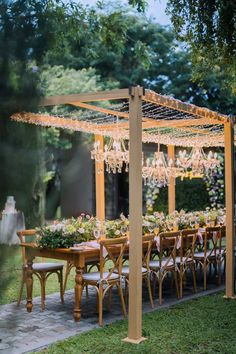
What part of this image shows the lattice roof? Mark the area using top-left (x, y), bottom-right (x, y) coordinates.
top-left (11, 88), bottom-right (234, 147)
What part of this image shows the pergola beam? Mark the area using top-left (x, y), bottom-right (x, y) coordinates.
top-left (123, 86), bottom-right (145, 344)
top-left (95, 135), bottom-right (105, 221)
top-left (168, 145), bottom-right (176, 213)
top-left (144, 90), bottom-right (228, 124)
top-left (224, 120), bottom-right (235, 298)
top-left (40, 88), bottom-right (129, 106)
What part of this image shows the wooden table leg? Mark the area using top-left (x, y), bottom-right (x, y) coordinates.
top-left (26, 257), bottom-right (34, 312)
top-left (74, 266), bottom-right (84, 321)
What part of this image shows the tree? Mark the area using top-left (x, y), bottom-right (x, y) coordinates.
top-left (128, 0), bottom-right (236, 92)
top-left (0, 0), bottom-right (101, 225)
top-left (40, 65), bottom-right (118, 218)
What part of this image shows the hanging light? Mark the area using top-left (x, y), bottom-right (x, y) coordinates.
top-left (91, 116), bottom-right (129, 174)
top-left (104, 137), bottom-right (129, 173)
top-left (142, 143), bottom-right (182, 187)
top-left (176, 147), bottom-right (220, 177)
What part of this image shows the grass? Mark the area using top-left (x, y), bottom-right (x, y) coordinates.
top-left (36, 292), bottom-right (236, 354)
top-left (0, 245), bottom-right (75, 305)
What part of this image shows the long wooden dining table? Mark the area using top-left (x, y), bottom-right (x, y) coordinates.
top-left (22, 243), bottom-right (102, 322)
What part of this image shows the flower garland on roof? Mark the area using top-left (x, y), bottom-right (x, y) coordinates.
top-left (204, 155), bottom-right (224, 208)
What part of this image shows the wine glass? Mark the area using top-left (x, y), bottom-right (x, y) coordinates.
top-left (154, 223), bottom-right (159, 236)
top-left (190, 217), bottom-right (195, 229)
top-left (93, 229), bottom-right (100, 240)
top-left (121, 226), bottom-right (127, 236)
top-left (148, 223), bottom-right (154, 234)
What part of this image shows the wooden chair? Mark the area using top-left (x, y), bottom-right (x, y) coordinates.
top-left (150, 231), bottom-right (180, 305)
top-left (176, 229), bottom-right (198, 298)
top-left (117, 234), bottom-right (154, 309)
top-left (194, 226), bottom-right (222, 289)
top-left (17, 229), bottom-right (64, 309)
top-left (63, 260), bottom-right (100, 300)
top-left (82, 237), bottom-right (127, 326)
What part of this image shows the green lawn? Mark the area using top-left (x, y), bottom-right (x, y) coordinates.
top-left (36, 293), bottom-right (236, 354)
top-left (0, 245), bottom-right (75, 305)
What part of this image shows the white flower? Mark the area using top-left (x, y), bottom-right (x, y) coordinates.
top-left (115, 230), bottom-right (121, 236)
top-left (78, 227), bottom-right (85, 234)
top-left (86, 214), bottom-right (90, 219)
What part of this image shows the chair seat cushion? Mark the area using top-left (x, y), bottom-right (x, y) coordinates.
top-left (120, 266), bottom-right (148, 275)
top-left (194, 250), bottom-right (223, 259)
top-left (149, 258), bottom-right (174, 269)
top-left (83, 271), bottom-right (119, 282)
top-left (175, 256), bottom-right (192, 264)
top-left (32, 262), bottom-right (64, 271)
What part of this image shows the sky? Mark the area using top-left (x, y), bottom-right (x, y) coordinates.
top-left (80, 0), bottom-right (170, 26)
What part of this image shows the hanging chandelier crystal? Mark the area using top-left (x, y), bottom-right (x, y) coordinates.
top-left (91, 116), bottom-right (129, 174)
top-left (176, 147), bottom-right (220, 176)
top-left (104, 137), bottom-right (129, 173)
top-left (142, 144), bottom-right (183, 187)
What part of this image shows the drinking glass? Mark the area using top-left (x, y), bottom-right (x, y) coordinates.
top-left (148, 224), bottom-right (154, 234)
top-left (121, 226), bottom-right (127, 236)
top-left (190, 218), bottom-right (195, 229)
top-left (93, 229), bottom-right (100, 240)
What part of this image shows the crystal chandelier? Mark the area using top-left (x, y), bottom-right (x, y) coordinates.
top-left (142, 144), bottom-right (182, 187)
top-left (176, 147), bottom-right (220, 176)
top-left (103, 137), bottom-right (129, 173)
top-left (91, 116), bottom-right (129, 174)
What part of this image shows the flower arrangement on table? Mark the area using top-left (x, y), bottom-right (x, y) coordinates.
top-left (36, 209), bottom-right (226, 249)
top-left (36, 214), bottom-right (97, 249)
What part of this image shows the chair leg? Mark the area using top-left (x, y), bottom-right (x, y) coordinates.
top-left (117, 283), bottom-right (127, 317)
top-left (108, 286), bottom-right (112, 311)
top-left (191, 263), bottom-right (197, 293)
top-left (40, 275), bottom-right (46, 310)
top-left (58, 270), bottom-right (64, 304)
top-left (174, 271), bottom-right (179, 299)
top-left (147, 275), bottom-right (154, 308)
top-left (217, 260), bottom-right (222, 286)
top-left (98, 284), bottom-right (103, 326)
top-left (17, 270), bottom-right (26, 307)
top-left (179, 271), bottom-right (183, 299)
top-left (203, 262), bottom-right (207, 290)
top-left (158, 278), bottom-right (163, 305)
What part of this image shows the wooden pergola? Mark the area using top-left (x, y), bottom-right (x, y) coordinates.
top-left (12, 86), bottom-right (235, 343)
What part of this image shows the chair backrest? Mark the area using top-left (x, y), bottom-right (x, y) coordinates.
top-left (158, 231), bottom-right (180, 268)
top-left (221, 225), bottom-right (226, 251)
top-left (99, 237), bottom-right (127, 281)
top-left (142, 234), bottom-right (155, 271)
top-left (204, 226), bottom-right (222, 257)
top-left (180, 229), bottom-right (198, 263)
top-left (17, 229), bottom-right (37, 264)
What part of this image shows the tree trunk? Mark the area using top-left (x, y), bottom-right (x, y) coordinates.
top-left (0, 117), bottom-right (45, 227)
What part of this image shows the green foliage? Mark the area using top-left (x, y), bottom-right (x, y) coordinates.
top-left (37, 216), bottom-right (97, 248)
top-left (37, 293), bottom-right (236, 354)
top-left (166, 0), bottom-right (236, 92)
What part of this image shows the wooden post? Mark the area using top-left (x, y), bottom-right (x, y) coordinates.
top-left (168, 145), bottom-right (176, 214)
top-left (224, 120), bottom-right (235, 298)
top-left (123, 86), bottom-right (146, 344)
top-left (95, 135), bottom-right (105, 221)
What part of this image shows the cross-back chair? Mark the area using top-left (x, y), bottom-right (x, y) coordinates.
top-left (177, 229), bottom-right (198, 298)
top-left (150, 231), bottom-right (180, 305)
top-left (194, 226), bottom-right (222, 289)
top-left (17, 229), bottom-right (64, 309)
top-left (118, 234), bottom-right (154, 308)
top-left (82, 237), bottom-right (127, 326)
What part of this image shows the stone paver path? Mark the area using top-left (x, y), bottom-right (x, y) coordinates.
top-left (0, 279), bottom-right (224, 354)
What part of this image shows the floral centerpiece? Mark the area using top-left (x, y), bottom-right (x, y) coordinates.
top-left (36, 214), bottom-right (96, 249)
top-left (105, 213), bottom-right (129, 238)
top-left (36, 208), bottom-right (225, 249)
